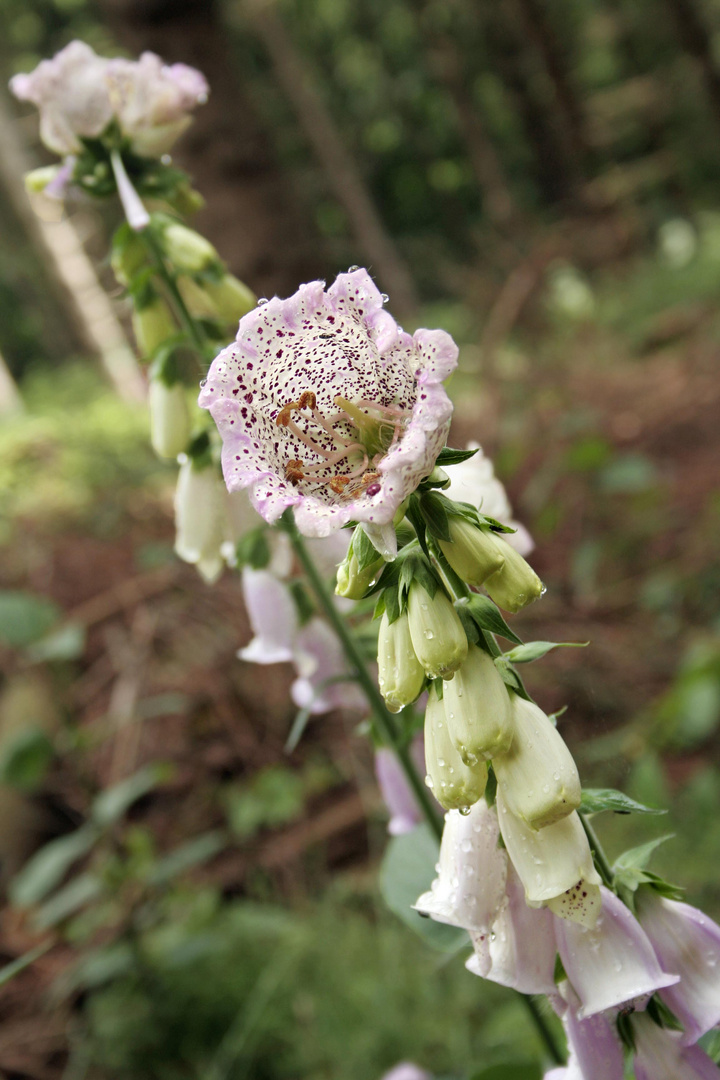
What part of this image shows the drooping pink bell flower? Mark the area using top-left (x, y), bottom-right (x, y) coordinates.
top-left (632, 1013), bottom-right (720, 1080)
top-left (375, 734), bottom-right (426, 836)
top-left (445, 441), bottom-right (534, 555)
top-left (414, 798), bottom-right (507, 974)
top-left (552, 982), bottom-right (625, 1080)
top-left (555, 885), bottom-right (679, 1019)
top-left (635, 887), bottom-right (720, 1045)
top-left (199, 270), bottom-right (457, 556)
top-left (10, 41), bottom-right (207, 158)
top-left (238, 568), bottom-right (299, 666)
top-left (290, 617), bottom-right (366, 715)
top-left (466, 861), bottom-right (557, 995)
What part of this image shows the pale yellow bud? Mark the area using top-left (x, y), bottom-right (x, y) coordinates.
top-left (424, 683), bottom-right (487, 811)
top-left (483, 542), bottom-right (544, 613)
top-left (132, 298), bottom-right (176, 356)
top-left (377, 611), bottom-right (425, 712)
top-left (202, 275), bottom-right (256, 325)
top-left (407, 583), bottom-right (468, 680)
top-left (162, 223), bottom-right (217, 273)
top-left (177, 276), bottom-right (218, 319)
top-left (493, 695), bottom-right (581, 830)
top-left (335, 550), bottom-right (385, 600)
top-left (443, 645), bottom-right (514, 763)
top-left (149, 380), bottom-right (191, 459)
top-left (438, 518), bottom-right (506, 586)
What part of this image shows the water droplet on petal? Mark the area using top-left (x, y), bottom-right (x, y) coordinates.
top-left (199, 378), bottom-right (207, 387)
top-left (348, 265), bottom-right (360, 272)
top-left (258, 297), bottom-right (269, 306)
top-left (381, 293), bottom-right (389, 304)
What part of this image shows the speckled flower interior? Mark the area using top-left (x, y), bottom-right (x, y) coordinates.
top-left (199, 269), bottom-right (457, 537)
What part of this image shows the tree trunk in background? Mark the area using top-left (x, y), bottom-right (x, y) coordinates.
top-left (513, 0), bottom-right (590, 175)
top-left (98, 0), bottom-right (325, 299)
top-left (483, 2), bottom-right (582, 206)
top-left (247, 1), bottom-right (419, 319)
top-left (423, 33), bottom-right (520, 233)
top-left (665, 0), bottom-right (720, 140)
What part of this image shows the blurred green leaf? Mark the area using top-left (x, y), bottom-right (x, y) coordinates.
top-left (503, 641), bottom-right (587, 663)
top-left (0, 727), bottom-right (54, 791)
top-left (470, 1065), bottom-right (542, 1080)
top-left (379, 824), bottom-right (467, 953)
top-left (0, 590), bottom-right (60, 647)
top-left (224, 766), bottom-right (305, 839)
top-left (10, 825), bottom-right (98, 907)
top-left (580, 788), bottom-right (666, 816)
top-left (0, 941), bottom-right (52, 988)
top-left (147, 832), bottom-right (226, 886)
top-left (33, 873), bottom-right (103, 930)
top-left (91, 764), bottom-right (170, 828)
top-left (599, 454), bottom-right (658, 494)
top-left (26, 621), bottom-right (86, 662)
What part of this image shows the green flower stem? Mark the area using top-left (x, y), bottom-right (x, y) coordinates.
top-left (279, 512), bottom-right (443, 843)
top-left (523, 995), bottom-right (564, 1065)
top-left (140, 224), bottom-right (214, 364)
top-left (579, 811), bottom-right (614, 889)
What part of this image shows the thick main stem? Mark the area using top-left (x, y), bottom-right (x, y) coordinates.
top-left (579, 811), bottom-right (614, 889)
top-left (279, 513), bottom-right (442, 843)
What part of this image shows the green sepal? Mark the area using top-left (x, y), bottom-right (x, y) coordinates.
top-left (433, 678), bottom-right (444, 702)
top-left (384, 585), bottom-right (402, 625)
top-left (405, 496), bottom-right (431, 559)
top-left (613, 835), bottom-right (684, 906)
top-left (553, 953), bottom-right (567, 985)
top-left (352, 526), bottom-right (383, 573)
top-left (399, 551), bottom-right (440, 605)
top-left (614, 834), bottom-right (675, 873)
top-left (234, 527), bottom-right (271, 571)
top-left (580, 788), bottom-right (666, 817)
top-left (646, 994), bottom-right (684, 1032)
top-left (435, 447), bottom-right (479, 467)
top-left (616, 1011), bottom-right (636, 1052)
top-left (479, 514), bottom-right (517, 535)
top-left (484, 765), bottom-right (497, 807)
top-left (455, 603), bottom-right (481, 645)
top-left (148, 337), bottom-right (189, 386)
top-left (186, 430), bottom-right (212, 469)
top-left (503, 641), bottom-right (589, 664)
top-left (418, 491), bottom-right (452, 542)
top-left (494, 658), bottom-right (534, 702)
top-left (456, 594), bottom-right (523, 646)
top-left (417, 466), bottom-right (451, 490)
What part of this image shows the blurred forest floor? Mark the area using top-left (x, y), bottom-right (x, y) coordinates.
top-left (1, 223), bottom-right (720, 1078)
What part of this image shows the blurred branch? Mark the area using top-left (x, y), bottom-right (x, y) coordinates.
top-left (245, 0), bottom-right (419, 319)
top-left (0, 349), bottom-right (23, 416)
top-left (0, 92), bottom-right (144, 403)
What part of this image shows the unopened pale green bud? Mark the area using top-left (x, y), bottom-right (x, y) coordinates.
top-left (162, 223), bottom-right (217, 273)
top-left (424, 683), bottom-right (487, 811)
top-left (407, 582), bottom-right (468, 679)
top-left (202, 275), bottom-right (256, 325)
top-left (111, 232), bottom-right (147, 287)
top-left (336, 550), bottom-right (385, 600)
top-left (177, 276), bottom-right (218, 319)
top-left (482, 542), bottom-right (544, 613)
top-left (132, 298), bottom-right (177, 356)
top-left (377, 611), bottom-right (425, 711)
top-left (493, 695), bottom-right (581, 830)
top-left (149, 379), bottom-right (191, 459)
top-left (438, 518), bottom-right (506, 587)
top-left (443, 645), bottom-right (514, 763)
top-left (24, 166), bottom-right (60, 193)
top-left (169, 183), bottom-right (206, 218)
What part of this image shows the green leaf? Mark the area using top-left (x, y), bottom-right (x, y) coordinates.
top-left (435, 447), bottom-right (479, 466)
top-left (494, 659), bottom-right (533, 702)
top-left (0, 591), bottom-right (61, 648)
top-left (470, 1065), bottom-right (542, 1080)
top-left (379, 824), bottom-right (467, 953)
top-left (26, 622), bottom-right (86, 663)
top-left (353, 526), bottom-right (381, 573)
top-left (459, 595), bottom-right (523, 646)
top-left (418, 492), bottom-right (452, 543)
top-left (503, 641), bottom-right (588, 663)
top-left (235, 528), bottom-right (271, 570)
top-left (0, 729), bottom-right (54, 792)
top-left (91, 764), bottom-right (170, 828)
top-left (10, 825), bottom-right (99, 907)
top-left (580, 788), bottom-right (666, 816)
top-left (614, 834), bottom-right (674, 873)
top-left (0, 942), bottom-right (52, 988)
top-left (33, 873), bottom-right (103, 931)
top-left (146, 832), bottom-right (226, 886)
top-left (224, 767), bottom-right (305, 839)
